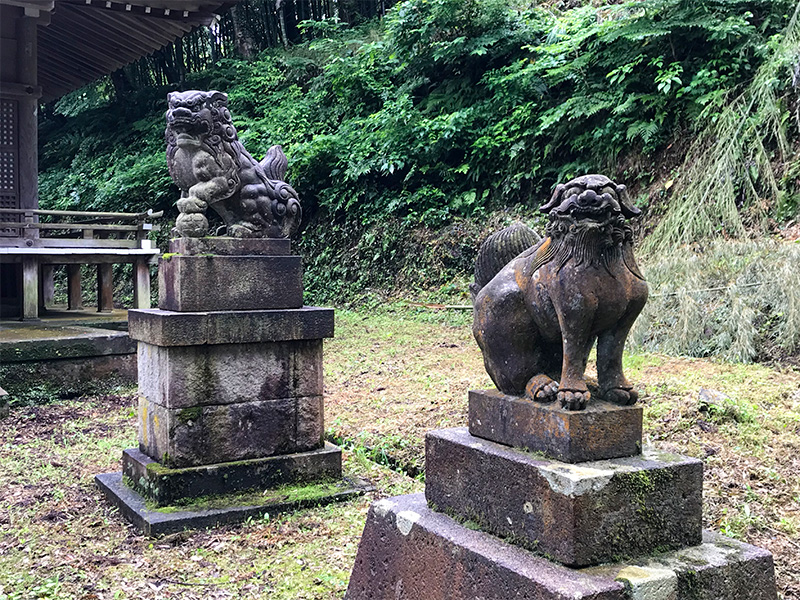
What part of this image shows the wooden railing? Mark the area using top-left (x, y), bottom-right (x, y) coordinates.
top-left (0, 208), bottom-right (163, 320)
top-left (0, 208), bottom-right (162, 248)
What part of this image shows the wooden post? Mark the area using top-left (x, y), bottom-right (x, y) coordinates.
top-left (97, 263), bottom-right (113, 312)
top-left (21, 256), bottom-right (38, 319)
top-left (16, 15), bottom-right (39, 225)
top-left (67, 264), bottom-right (82, 310)
top-left (132, 259), bottom-right (151, 309)
top-left (39, 264), bottom-right (54, 310)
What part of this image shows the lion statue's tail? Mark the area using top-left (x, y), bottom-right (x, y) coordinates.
top-left (469, 222), bottom-right (542, 302)
top-left (260, 145), bottom-right (302, 238)
top-left (261, 144), bottom-right (289, 181)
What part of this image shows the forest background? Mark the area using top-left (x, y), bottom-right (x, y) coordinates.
top-left (38, 0), bottom-right (800, 364)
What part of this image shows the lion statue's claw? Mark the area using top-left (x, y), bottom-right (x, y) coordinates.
top-left (525, 375), bottom-right (558, 403)
top-left (559, 389), bottom-right (590, 411)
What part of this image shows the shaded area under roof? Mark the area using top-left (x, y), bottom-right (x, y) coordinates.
top-left (9, 0), bottom-right (239, 102)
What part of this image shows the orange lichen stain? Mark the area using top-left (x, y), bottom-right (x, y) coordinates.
top-left (141, 404), bottom-right (149, 446)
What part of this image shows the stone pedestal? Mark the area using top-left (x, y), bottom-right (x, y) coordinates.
top-left (426, 428), bottom-right (702, 566)
top-left (96, 238), bottom-right (369, 533)
top-left (347, 391), bottom-right (777, 599)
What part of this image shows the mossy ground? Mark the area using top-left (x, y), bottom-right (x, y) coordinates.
top-left (0, 306), bottom-right (798, 598)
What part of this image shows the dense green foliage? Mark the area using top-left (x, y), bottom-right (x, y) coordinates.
top-left (38, 0), bottom-right (800, 304)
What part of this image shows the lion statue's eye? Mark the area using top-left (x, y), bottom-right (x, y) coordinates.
top-left (601, 186), bottom-right (617, 198)
top-left (565, 187), bottom-right (582, 198)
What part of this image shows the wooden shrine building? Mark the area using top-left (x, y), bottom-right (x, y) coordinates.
top-left (0, 0), bottom-right (237, 319)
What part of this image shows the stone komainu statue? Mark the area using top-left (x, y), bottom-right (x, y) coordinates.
top-left (165, 90), bottom-right (301, 238)
top-left (471, 174), bottom-right (648, 411)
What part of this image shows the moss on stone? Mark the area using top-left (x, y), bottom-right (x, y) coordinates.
top-left (147, 478), bottom-right (341, 513)
top-left (176, 406), bottom-right (203, 424)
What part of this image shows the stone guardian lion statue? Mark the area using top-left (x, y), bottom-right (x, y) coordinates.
top-left (472, 174), bottom-right (648, 411)
top-left (165, 90), bottom-right (301, 238)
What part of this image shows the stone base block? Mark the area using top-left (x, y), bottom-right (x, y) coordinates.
top-left (425, 428), bottom-right (702, 567)
top-left (469, 389), bottom-right (642, 463)
top-left (158, 254), bottom-right (302, 312)
top-left (346, 494), bottom-right (776, 600)
top-left (137, 339), bottom-right (323, 408)
top-left (139, 395), bottom-right (324, 467)
top-left (128, 306), bottom-right (334, 347)
top-left (168, 237), bottom-right (291, 256)
top-left (96, 468), bottom-right (372, 537)
top-left (123, 443), bottom-right (342, 505)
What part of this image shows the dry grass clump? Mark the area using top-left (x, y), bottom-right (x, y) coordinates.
top-left (631, 239), bottom-right (800, 362)
top-left (644, 3), bottom-right (800, 252)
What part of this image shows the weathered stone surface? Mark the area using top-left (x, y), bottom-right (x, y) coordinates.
top-left (139, 395), bottom-right (324, 467)
top-left (425, 428), bottom-right (703, 567)
top-left (122, 444), bottom-right (343, 505)
top-left (584, 530), bottom-right (777, 600)
top-left (0, 354), bottom-right (137, 398)
top-left (472, 175), bottom-right (647, 411)
top-left (158, 254), bottom-right (302, 312)
top-left (128, 307), bottom-right (334, 347)
top-left (168, 237), bottom-right (291, 256)
top-left (138, 340), bottom-right (322, 408)
top-left (346, 493), bottom-right (627, 600)
top-left (0, 325), bottom-right (135, 363)
top-left (96, 470), bottom-right (371, 537)
top-left (468, 389), bottom-right (642, 463)
top-left (0, 386), bottom-right (8, 419)
top-left (346, 494), bottom-right (776, 600)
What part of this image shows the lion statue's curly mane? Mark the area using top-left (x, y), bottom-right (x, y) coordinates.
top-left (165, 90), bottom-right (301, 238)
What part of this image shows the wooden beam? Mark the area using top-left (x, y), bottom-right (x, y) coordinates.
top-left (0, 207), bottom-right (163, 219)
top-left (21, 255), bottom-right (37, 319)
top-left (0, 238), bottom-right (140, 249)
top-left (58, 3), bottom-right (170, 56)
top-left (60, 0), bottom-right (220, 23)
top-left (0, 222), bottom-right (159, 231)
top-left (39, 263), bottom-right (54, 308)
top-left (67, 263), bottom-right (82, 310)
top-left (97, 263), bottom-right (113, 312)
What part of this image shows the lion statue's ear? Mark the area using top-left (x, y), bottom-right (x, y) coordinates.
top-left (615, 184), bottom-right (641, 218)
top-left (539, 183), bottom-right (565, 214)
top-left (208, 91), bottom-right (228, 106)
top-left (167, 92), bottom-right (179, 105)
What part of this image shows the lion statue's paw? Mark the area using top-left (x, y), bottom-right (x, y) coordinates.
top-left (175, 212), bottom-right (209, 238)
top-left (524, 375), bottom-right (559, 403)
top-left (559, 388), bottom-right (590, 411)
top-left (603, 387), bottom-right (638, 406)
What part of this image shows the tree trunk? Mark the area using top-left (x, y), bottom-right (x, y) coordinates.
top-left (231, 4), bottom-right (256, 59)
top-left (276, 0), bottom-right (289, 49)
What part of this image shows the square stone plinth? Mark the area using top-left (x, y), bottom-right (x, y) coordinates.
top-left (138, 340), bottom-right (322, 408)
top-left (345, 493), bottom-right (776, 600)
top-left (139, 396), bottom-right (324, 467)
top-left (425, 428), bottom-right (703, 567)
top-left (158, 254), bottom-right (302, 312)
top-left (469, 389), bottom-right (642, 463)
top-left (128, 307), bottom-right (334, 347)
top-left (122, 443), bottom-right (342, 506)
top-left (96, 465), bottom-right (372, 537)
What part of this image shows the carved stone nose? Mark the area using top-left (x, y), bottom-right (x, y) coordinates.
top-left (577, 189), bottom-right (598, 206)
top-left (171, 107), bottom-right (192, 119)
